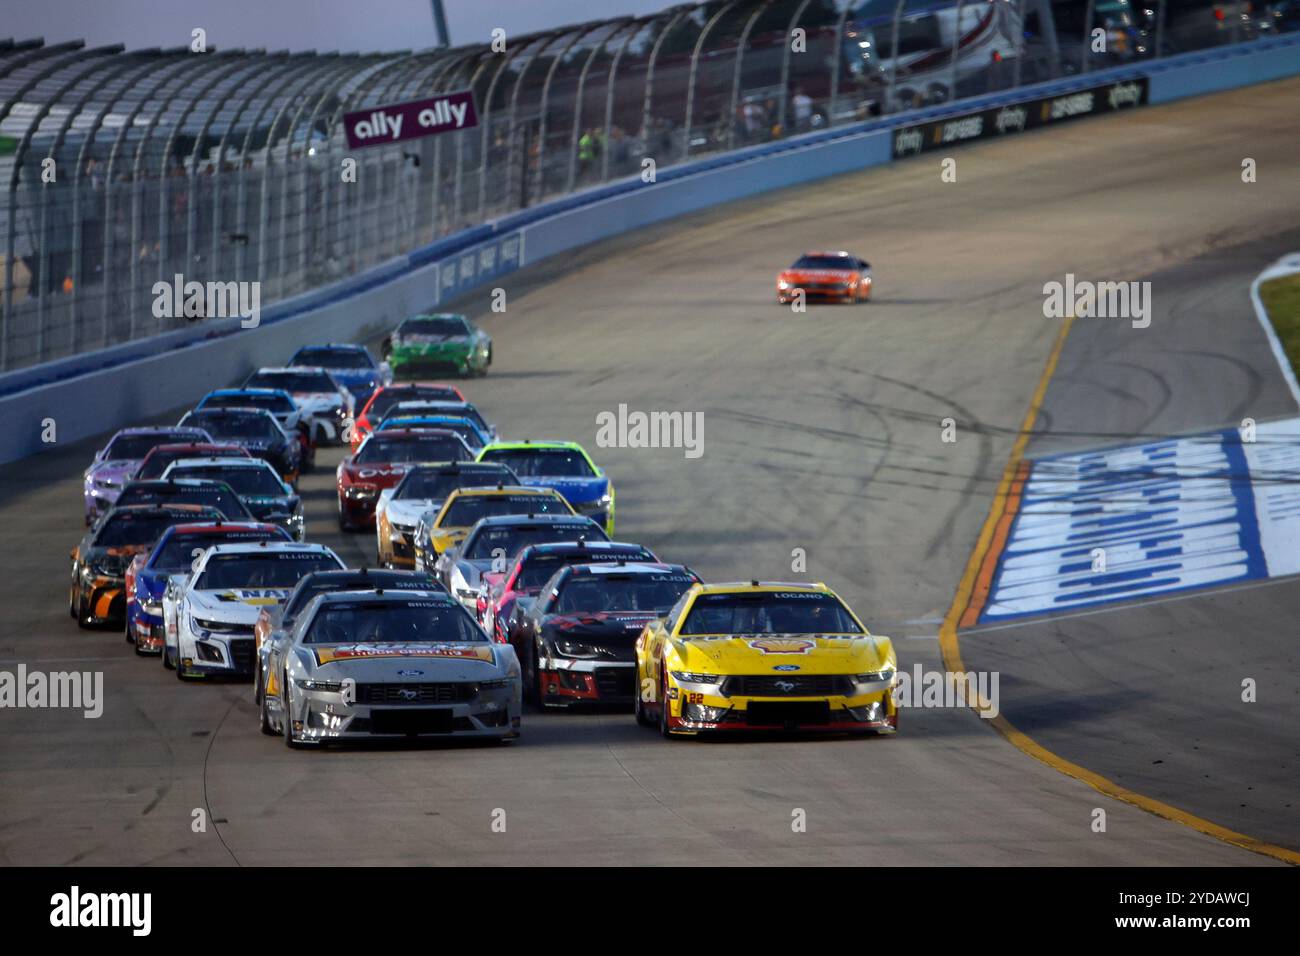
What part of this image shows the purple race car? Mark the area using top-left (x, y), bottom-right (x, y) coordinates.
top-left (83, 426), bottom-right (211, 525)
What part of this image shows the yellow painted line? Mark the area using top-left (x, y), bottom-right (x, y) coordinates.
top-left (940, 314), bottom-right (1300, 866)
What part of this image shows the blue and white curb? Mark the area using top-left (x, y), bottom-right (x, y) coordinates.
top-left (979, 417), bottom-right (1300, 622)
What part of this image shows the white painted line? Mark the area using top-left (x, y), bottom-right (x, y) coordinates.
top-left (1249, 252), bottom-right (1300, 411)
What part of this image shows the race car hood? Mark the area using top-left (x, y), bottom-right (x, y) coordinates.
top-left (670, 634), bottom-right (893, 673)
top-left (319, 367), bottom-right (377, 389)
top-left (301, 642), bottom-right (506, 681)
top-left (544, 610), bottom-right (660, 641)
top-left (516, 475), bottom-right (609, 506)
top-left (85, 459), bottom-right (139, 488)
top-left (393, 333), bottom-right (472, 349)
top-left (82, 544), bottom-right (150, 577)
top-left (341, 461), bottom-right (415, 487)
top-left (189, 587), bottom-right (292, 621)
top-left (242, 495), bottom-right (300, 520)
top-left (778, 268), bottom-right (858, 283)
top-left (289, 392), bottom-right (347, 414)
top-left (384, 497), bottom-right (440, 528)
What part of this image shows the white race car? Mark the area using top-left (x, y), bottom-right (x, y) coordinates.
top-left (375, 461), bottom-right (519, 568)
top-left (242, 366), bottom-right (355, 445)
top-left (166, 541), bottom-right (345, 680)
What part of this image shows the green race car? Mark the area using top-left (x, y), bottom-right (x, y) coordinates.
top-left (383, 313), bottom-right (493, 378)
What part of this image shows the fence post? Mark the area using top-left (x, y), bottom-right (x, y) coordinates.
top-left (683, 2), bottom-right (738, 162)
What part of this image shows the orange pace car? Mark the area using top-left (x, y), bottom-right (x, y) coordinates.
top-left (775, 251), bottom-right (872, 305)
top-left (350, 381), bottom-right (466, 452)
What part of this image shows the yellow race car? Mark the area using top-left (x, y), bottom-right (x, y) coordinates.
top-left (634, 581), bottom-right (897, 737)
top-left (416, 485), bottom-right (575, 562)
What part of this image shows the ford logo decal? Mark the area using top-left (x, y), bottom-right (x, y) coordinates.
top-left (397, 669), bottom-right (424, 677)
top-left (772, 664), bottom-right (800, 671)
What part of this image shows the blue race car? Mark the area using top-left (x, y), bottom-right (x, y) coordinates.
top-left (287, 343), bottom-right (392, 405)
top-left (195, 387), bottom-right (316, 471)
top-left (376, 414), bottom-right (493, 452)
top-left (125, 520), bottom-right (291, 658)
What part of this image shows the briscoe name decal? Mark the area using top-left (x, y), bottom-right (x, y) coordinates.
top-left (313, 644), bottom-right (494, 664)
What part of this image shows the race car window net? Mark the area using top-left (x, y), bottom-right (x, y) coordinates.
top-left (395, 467), bottom-right (517, 500)
top-left (196, 553), bottom-right (343, 590)
top-left (679, 593), bottom-right (864, 636)
top-left (368, 387), bottom-right (463, 417)
top-left (399, 317), bottom-right (469, 337)
top-left (137, 447), bottom-right (247, 480)
top-left (356, 436), bottom-right (472, 464)
top-left (477, 448), bottom-right (595, 477)
top-left (552, 575), bottom-right (695, 614)
top-left (153, 531), bottom-right (286, 570)
top-left (464, 523), bottom-right (609, 560)
top-left (516, 549), bottom-right (656, 590)
top-left (791, 255), bottom-right (857, 270)
top-left (292, 349), bottom-right (373, 369)
top-left (245, 371), bottom-right (337, 393)
top-left (115, 484), bottom-right (251, 520)
top-left (181, 413), bottom-right (281, 441)
top-left (441, 494), bottom-right (569, 526)
top-left (94, 512), bottom-right (221, 548)
top-left (103, 434), bottom-right (189, 461)
top-left (168, 467), bottom-right (285, 498)
top-left (303, 601), bottom-right (485, 645)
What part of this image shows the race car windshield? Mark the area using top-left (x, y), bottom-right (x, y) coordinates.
top-left (184, 413), bottom-right (280, 441)
top-left (169, 467), bottom-right (286, 498)
top-left (395, 467), bottom-right (516, 501)
top-left (792, 255), bottom-right (857, 270)
top-left (94, 513), bottom-right (213, 548)
top-left (153, 531), bottom-right (285, 570)
top-left (383, 420), bottom-right (482, 447)
top-left (304, 601), bottom-right (485, 645)
top-left (368, 386), bottom-right (462, 417)
top-left (284, 576), bottom-right (438, 617)
top-left (679, 593), bottom-right (864, 635)
top-left (478, 448), bottom-right (595, 477)
top-left (400, 317), bottom-right (468, 337)
top-left (196, 552), bottom-right (342, 590)
top-left (245, 371), bottom-right (337, 393)
top-left (137, 447), bottom-right (245, 479)
top-left (553, 574), bottom-right (695, 614)
top-left (104, 433), bottom-right (187, 461)
top-left (441, 494), bottom-right (569, 527)
top-left (115, 483), bottom-right (251, 519)
top-left (203, 393), bottom-right (295, 414)
top-left (516, 549), bottom-right (656, 590)
top-left (356, 435), bottom-right (471, 464)
top-left (464, 523), bottom-right (608, 560)
top-left (293, 349), bottom-right (373, 369)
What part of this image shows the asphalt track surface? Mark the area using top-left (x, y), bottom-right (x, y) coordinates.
top-left (2, 77), bottom-right (1299, 866)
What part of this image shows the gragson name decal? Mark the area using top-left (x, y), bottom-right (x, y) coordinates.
top-left (344, 91), bottom-right (478, 149)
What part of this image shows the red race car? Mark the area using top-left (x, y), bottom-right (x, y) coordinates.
top-left (481, 539), bottom-right (659, 643)
top-left (134, 442), bottom-right (252, 481)
top-left (776, 251), bottom-right (872, 305)
top-left (351, 382), bottom-right (466, 452)
top-left (336, 428), bottom-right (474, 531)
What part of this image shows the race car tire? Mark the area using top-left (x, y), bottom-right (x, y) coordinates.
top-left (75, 592), bottom-right (93, 630)
top-left (528, 646), bottom-right (545, 708)
top-left (633, 669), bottom-right (652, 726)
top-left (259, 683), bottom-right (276, 736)
top-left (658, 671), bottom-right (673, 739)
top-left (68, 585), bottom-right (77, 619)
top-left (162, 645), bottom-right (175, 670)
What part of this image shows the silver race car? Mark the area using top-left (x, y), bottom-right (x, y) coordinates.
top-left (259, 588), bottom-right (522, 747)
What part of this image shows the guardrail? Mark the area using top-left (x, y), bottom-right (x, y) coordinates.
top-left (0, 32), bottom-right (1297, 465)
